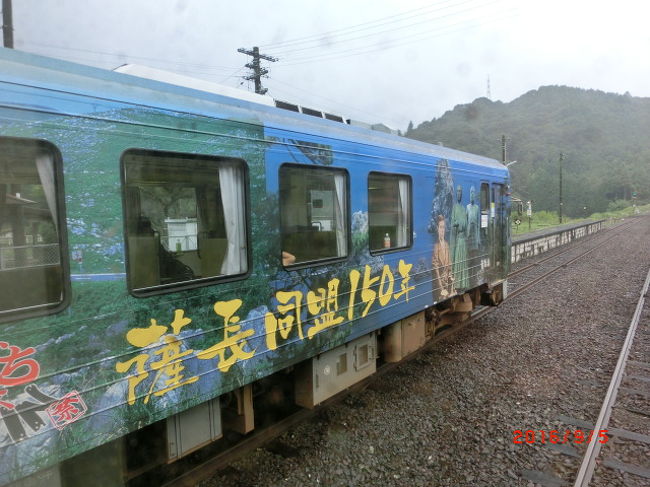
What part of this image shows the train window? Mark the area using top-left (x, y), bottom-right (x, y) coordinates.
top-left (122, 150), bottom-right (248, 293)
top-left (368, 172), bottom-right (412, 252)
top-left (479, 183), bottom-right (490, 229)
top-left (480, 183), bottom-right (490, 209)
top-left (0, 138), bottom-right (67, 319)
top-left (279, 165), bottom-right (348, 266)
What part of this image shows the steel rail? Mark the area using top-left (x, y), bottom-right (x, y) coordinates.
top-left (572, 265), bottom-right (650, 487)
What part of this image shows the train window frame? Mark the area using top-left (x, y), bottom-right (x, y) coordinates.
top-left (0, 136), bottom-right (71, 324)
top-left (480, 182), bottom-right (490, 211)
top-left (367, 171), bottom-right (413, 255)
top-left (120, 149), bottom-right (251, 297)
top-left (279, 163), bottom-right (350, 269)
top-left (479, 182), bottom-right (490, 231)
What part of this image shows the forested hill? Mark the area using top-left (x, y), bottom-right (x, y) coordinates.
top-left (405, 86), bottom-right (650, 216)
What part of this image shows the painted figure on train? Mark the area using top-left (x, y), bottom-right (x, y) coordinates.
top-left (432, 215), bottom-right (454, 299)
top-left (466, 186), bottom-right (481, 282)
top-left (450, 185), bottom-right (469, 290)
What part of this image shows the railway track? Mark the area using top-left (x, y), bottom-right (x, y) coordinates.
top-left (508, 218), bottom-right (635, 286)
top-left (571, 265), bottom-right (650, 486)
top-left (509, 218), bottom-right (650, 487)
top-left (518, 264), bottom-right (650, 487)
top-left (147, 219), bottom-right (639, 487)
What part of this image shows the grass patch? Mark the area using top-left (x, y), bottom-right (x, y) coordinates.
top-left (512, 203), bottom-right (650, 236)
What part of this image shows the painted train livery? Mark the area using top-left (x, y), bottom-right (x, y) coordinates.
top-left (0, 47), bottom-right (510, 486)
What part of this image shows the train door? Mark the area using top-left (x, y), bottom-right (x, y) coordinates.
top-left (491, 183), bottom-right (508, 275)
top-left (479, 182), bottom-right (491, 272)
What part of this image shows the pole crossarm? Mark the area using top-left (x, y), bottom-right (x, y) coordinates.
top-left (237, 47), bottom-right (278, 63)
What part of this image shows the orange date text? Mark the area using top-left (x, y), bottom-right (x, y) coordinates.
top-left (512, 429), bottom-right (609, 445)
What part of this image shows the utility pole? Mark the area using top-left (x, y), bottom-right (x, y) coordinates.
top-left (559, 152), bottom-right (564, 224)
top-left (237, 46), bottom-right (278, 95)
top-left (501, 135), bottom-right (507, 164)
top-left (2, 0), bottom-right (13, 48)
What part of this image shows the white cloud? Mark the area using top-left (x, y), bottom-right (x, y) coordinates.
top-left (10, 0), bottom-right (650, 130)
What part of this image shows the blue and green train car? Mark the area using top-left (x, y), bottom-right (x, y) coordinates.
top-left (0, 47), bottom-right (510, 485)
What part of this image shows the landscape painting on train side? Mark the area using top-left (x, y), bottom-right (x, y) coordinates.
top-left (0, 98), bottom-right (507, 484)
top-left (0, 105), bottom-right (275, 483)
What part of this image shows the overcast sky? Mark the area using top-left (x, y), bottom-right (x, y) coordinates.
top-left (9, 0), bottom-right (650, 130)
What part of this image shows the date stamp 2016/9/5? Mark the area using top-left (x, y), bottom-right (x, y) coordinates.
top-left (513, 429), bottom-right (609, 445)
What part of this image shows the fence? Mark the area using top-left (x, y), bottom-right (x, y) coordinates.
top-left (511, 220), bottom-right (605, 264)
top-left (0, 244), bottom-right (60, 270)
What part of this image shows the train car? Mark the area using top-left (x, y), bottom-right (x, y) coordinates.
top-left (0, 47), bottom-right (510, 486)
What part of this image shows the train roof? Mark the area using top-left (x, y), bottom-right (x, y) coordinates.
top-left (0, 47), bottom-right (506, 172)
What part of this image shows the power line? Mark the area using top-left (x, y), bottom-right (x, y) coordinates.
top-left (20, 41), bottom-right (240, 72)
top-left (274, 8), bottom-right (516, 67)
top-left (19, 51), bottom-right (243, 82)
top-left (218, 66), bottom-right (246, 84)
top-left (16, 49), bottom-right (245, 84)
top-left (267, 0), bottom-right (500, 58)
top-left (275, 5), bottom-right (512, 64)
top-left (258, 0), bottom-right (459, 50)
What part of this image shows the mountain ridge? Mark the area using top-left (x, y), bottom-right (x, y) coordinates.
top-left (406, 86), bottom-right (650, 215)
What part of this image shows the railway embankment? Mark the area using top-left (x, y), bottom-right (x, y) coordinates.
top-left (511, 219), bottom-right (605, 264)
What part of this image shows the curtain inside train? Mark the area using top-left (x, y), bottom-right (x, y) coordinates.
top-left (397, 177), bottom-right (409, 247)
top-left (333, 171), bottom-right (347, 257)
top-left (35, 153), bottom-right (58, 234)
top-left (219, 163), bottom-right (247, 275)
